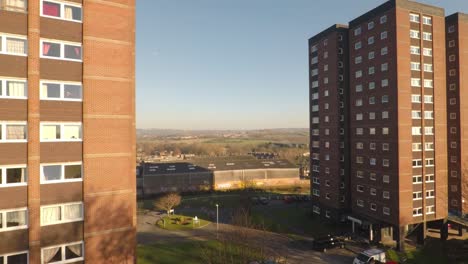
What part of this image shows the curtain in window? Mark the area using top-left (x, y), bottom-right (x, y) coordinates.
top-left (4, 0), bottom-right (26, 12)
top-left (64, 204), bottom-right (82, 220)
top-left (66, 244), bottom-right (83, 259)
top-left (6, 125), bottom-right (25, 140)
top-left (43, 2), bottom-right (60, 17)
top-left (7, 81), bottom-right (25, 97)
top-left (43, 247), bottom-right (60, 264)
top-left (64, 6), bottom-right (73, 20)
top-left (43, 43), bottom-right (51, 55)
top-left (63, 125), bottom-right (80, 139)
top-left (42, 125), bottom-right (59, 140)
top-left (42, 206), bottom-right (61, 225)
top-left (6, 38), bottom-right (25, 54)
top-left (6, 210), bottom-right (26, 227)
top-left (40, 83), bottom-right (48, 98)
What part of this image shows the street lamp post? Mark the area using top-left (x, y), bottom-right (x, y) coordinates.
top-left (216, 204), bottom-right (219, 238)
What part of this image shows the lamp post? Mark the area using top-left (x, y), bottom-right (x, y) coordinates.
top-left (216, 204), bottom-right (219, 238)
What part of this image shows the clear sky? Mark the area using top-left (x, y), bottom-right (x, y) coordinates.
top-left (136, 0), bottom-right (468, 130)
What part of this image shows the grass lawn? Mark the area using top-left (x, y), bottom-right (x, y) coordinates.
top-left (138, 241), bottom-right (212, 264)
top-left (156, 214), bottom-right (210, 231)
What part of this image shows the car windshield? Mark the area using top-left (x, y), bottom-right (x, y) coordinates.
top-left (356, 253), bottom-right (370, 262)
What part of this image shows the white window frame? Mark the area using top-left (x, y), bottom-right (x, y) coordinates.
top-left (0, 164), bottom-right (27, 187)
top-left (426, 189), bottom-right (435, 198)
top-left (413, 175), bottom-right (422, 184)
top-left (422, 16), bottom-right (432, 25)
top-left (423, 48), bottom-right (432, 57)
top-left (40, 80), bottom-right (82, 101)
top-left (426, 205), bottom-right (435, 214)
top-left (413, 207), bottom-right (423, 216)
top-left (424, 79), bottom-right (433, 88)
top-left (40, 122), bottom-right (82, 142)
top-left (410, 13), bottom-right (420, 23)
top-left (354, 27), bottom-right (361, 36)
top-left (0, 121), bottom-right (28, 143)
top-left (412, 159), bottom-right (422, 168)
top-left (424, 64), bottom-right (433, 72)
top-left (411, 62), bottom-right (421, 71)
top-left (40, 38), bottom-right (82, 62)
top-left (383, 207), bottom-right (390, 215)
top-left (410, 30), bottom-right (420, 39)
top-left (0, 33), bottom-right (28, 56)
top-left (380, 15), bottom-right (387, 24)
top-left (0, 251), bottom-right (29, 264)
top-left (413, 192), bottom-right (422, 201)
top-left (411, 94), bottom-right (421, 103)
top-left (41, 241), bottom-right (84, 264)
top-left (0, 77), bottom-right (27, 99)
top-left (410, 46), bottom-right (420, 55)
top-left (422, 32), bottom-right (432, 41)
top-left (40, 202), bottom-right (83, 226)
top-left (40, 0), bottom-right (83, 23)
top-left (0, 207), bottom-right (28, 232)
top-left (40, 162), bottom-right (82, 184)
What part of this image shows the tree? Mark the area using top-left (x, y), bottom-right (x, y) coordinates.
top-left (153, 193), bottom-right (181, 214)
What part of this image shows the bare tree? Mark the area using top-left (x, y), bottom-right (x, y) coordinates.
top-left (153, 193), bottom-right (181, 214)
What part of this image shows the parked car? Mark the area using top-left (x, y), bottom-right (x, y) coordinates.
top-left (353, 249), bottom-right (386, 264)
top-left (312, 234), bottom-right (345, 252)
top-left (259, 196), bottom-right (269, 205)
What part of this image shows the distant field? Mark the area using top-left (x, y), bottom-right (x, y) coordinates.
top-left (201, 138), bottom-right (270, 145)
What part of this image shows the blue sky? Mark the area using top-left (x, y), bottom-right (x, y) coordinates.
top-left (136, 0), bottom-right (468, 130)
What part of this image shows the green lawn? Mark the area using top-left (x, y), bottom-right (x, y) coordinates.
top-left (156, 214), bottom-right (210, 231)
top-left (138, 241), bottom-right (211, 264)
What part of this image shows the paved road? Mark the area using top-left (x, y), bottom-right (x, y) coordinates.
top-left (137, 212), bottom-right (357, 264)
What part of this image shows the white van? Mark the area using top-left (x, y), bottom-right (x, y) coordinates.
top-left (353, 249), bottom-right (386, 264)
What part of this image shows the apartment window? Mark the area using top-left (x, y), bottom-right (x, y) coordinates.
top-left (312, 117), bottom-right (319, 124)
top-left (356, 200), bottom-right (364, 207)
top-left (381, 31), bottom-right (387, 40)
top-left (0, 122), bottom-right (27, 142)
top-left (356, 113), bottom-right (363, 121)
top-left (40, 81), bottom-right (82, 101)
top-left (323, 77), bottom-right (328, 84)
top-left (449, 40), bottom-right (456, 48)
top-left (355, 99), bottom-right (363, 106)
top-left (383, 175), bottom-right (390, 183)
top-left (449, 98), bottom-right (457, 105)
top-left (369, 97), bottom-right (375, 105)
top-left (323, 51), bottom-right (328, 59)
top-left (383, 207), bottom-right (390, 215)
top-left (449, 69), bottom-right (456, 76)
top-left (368, 51), bottom-right (375, 60)
top-left (422, 32), bottom-right (432, 41)
top-left (338, 61), bottom-right (344, 68)
top-left (0, 251), bottom-right (28, 263)
top-left (423, 48), bottom-right (432, 57)
top-left (356, 84), bottom-right (363, 92)
top-left (311, 57), bottom-right (318, 64)
top-left (370, 188), bottom-right (376, 196)
top-left (41, 202), bottom-right (83, 226)
top-left (410, 46), bottom-right (420, 55)
top-left (412, 111), bottom-right (421, 119)
top-left (312, 189), bottom-right (320, 197)
top-left (410, 13), bottom-right (420, 23)
top-left (381, 95), bottom-right (388, 103)
top-left (369, 173), bottom-right (376, 181)
top-left (0, 34), bottom-right (27, 56)
top-left (382, 111), bottom-right (389, 119)
top-left (382, 128), bottom-right (389, 135)
top-left (413, 175), bottom-right (422, 184)
top-left (324, 64), bottom-right (328, 71)
top-left (381, 63), bottom-right (388, 72)
top-left (411, 62), bottom-right (421, 71)
top-left (369, 143), bottom-right (376, 150)
top-left (411, 78), bottom-right (421, 87)
top-left (422, 16), bottom-right (432, 25)
top-left (313, 206), bottom-right (320, 214)
top-left (41, 241), bottom-right (84, 263)
top-left (452, 199), bottom-right (458, 207)
top-left (368, 36), bottom-right (374, 45)
top-left (451, 142), bottom-right (457, 149)
top-left (311, 69), bottom-right (318, 76)
top-left (410, 30), bottom-right (420, 39)
top-left (424, 95), bottom-right (433, 103)
top-left (324, 103), bottom-right (329, 110)
top-left (40, 39), bottom-right (82, 61)
top-left (425, 158), bottom-right (434, 166)
top-left (413, 207), bottom-right (423, 216)
top-left (412, 127), bottom-right (422, 135)
top-left (356, 156), bottom-right (363, 164)
top-left (311, 81), bottom-right (318, 88)
top-left (325, 193), bottom-right (330, 200)
top-left (412, 159), bottom-right (422, 167)
top-left (370, 203), bottom-right (377, 211)
top-left (312, 93), bottom-right (319, 100)
top-left (0, 208), bottom-right (28, 232)
top-left (424, 64), bottom-right (433, 72)
top-left (412, 143), bottom-right (422, 151)
top-left (325, 180), bottom-right (330, 187)
top-left (425, 79), bottom-right (435, 87)
top-left (382, 143), bottom-right (389, 151)
top-left (0, 165), bottom-right (27, 187)
top-left (355, 70), bottom-right (362, 78)
top-left (312, 177), bottom-right (320, 185)
top-left (310, 45), bottom-right (317, 53)
top-left (0, 78), bottom-right (27, 99)
top-left (451, 127), bottom-right (457, 134)
top-left (369, 112), bottom-right (375, 120)
top-left (425, 174), bottom-right (435, 183)
top-left (412, 94), bottom-right (421, 103)
top-left (354, 27), bottom-right (361, 36)
top-left (311, 105), bottom-right (318, 112)
top-left (324, 116), bottom-right (329, 122)
top-left (451, 185), bottom-right (458, 192)
top-left (355, 56), bottom-right (362, 64)
top-left (369, 128), bottom-right (376, 135)
top-left (356, 128), bottom-right (363, 135)
top-left (368, 67), bottom-right (375, 75)
top-left (370, 158), bottom-right (376, 166)
top-left (380, 15), bottom-right (387, 24)
top-left (355, 41), bottom-right (362, 50)
top-left (424, 127), bottom-right (434, 135)
top-left (40, 163), bottom-right (82, 184)
top-left (41, 0), bottom-right (82, 22)
top-left (381, 47), bottom-right (388, 55)
top-left (323, 39), bottom-right (328, 46)
top-left (413, 192), bottom-right (422, 200)
top-left (424, 111), bottom-right (433, 119)
top-left (368, 21), bottom-right (374, 30)
top-left (368, 82), bottom-right (375, 90)
top-left (356, 142), bottom-right (364, 149)
top-left (381, 79), bottom-right (388, 87)
top-left (356, 171), bottom-right (364, 178)
top-left (426, 205), bottom-right (435, 214)
top-left (382, 159), bottom-right (389, 167)
top-left (338, 48), bottom-right (344, 54)
top-left (40, 123), bottom-right (82, 141)
top-left (449, 25), bottom-right (455, 33)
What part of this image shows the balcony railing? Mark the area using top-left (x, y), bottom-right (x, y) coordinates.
top-left (0, 0), bottom-right (27, 13)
